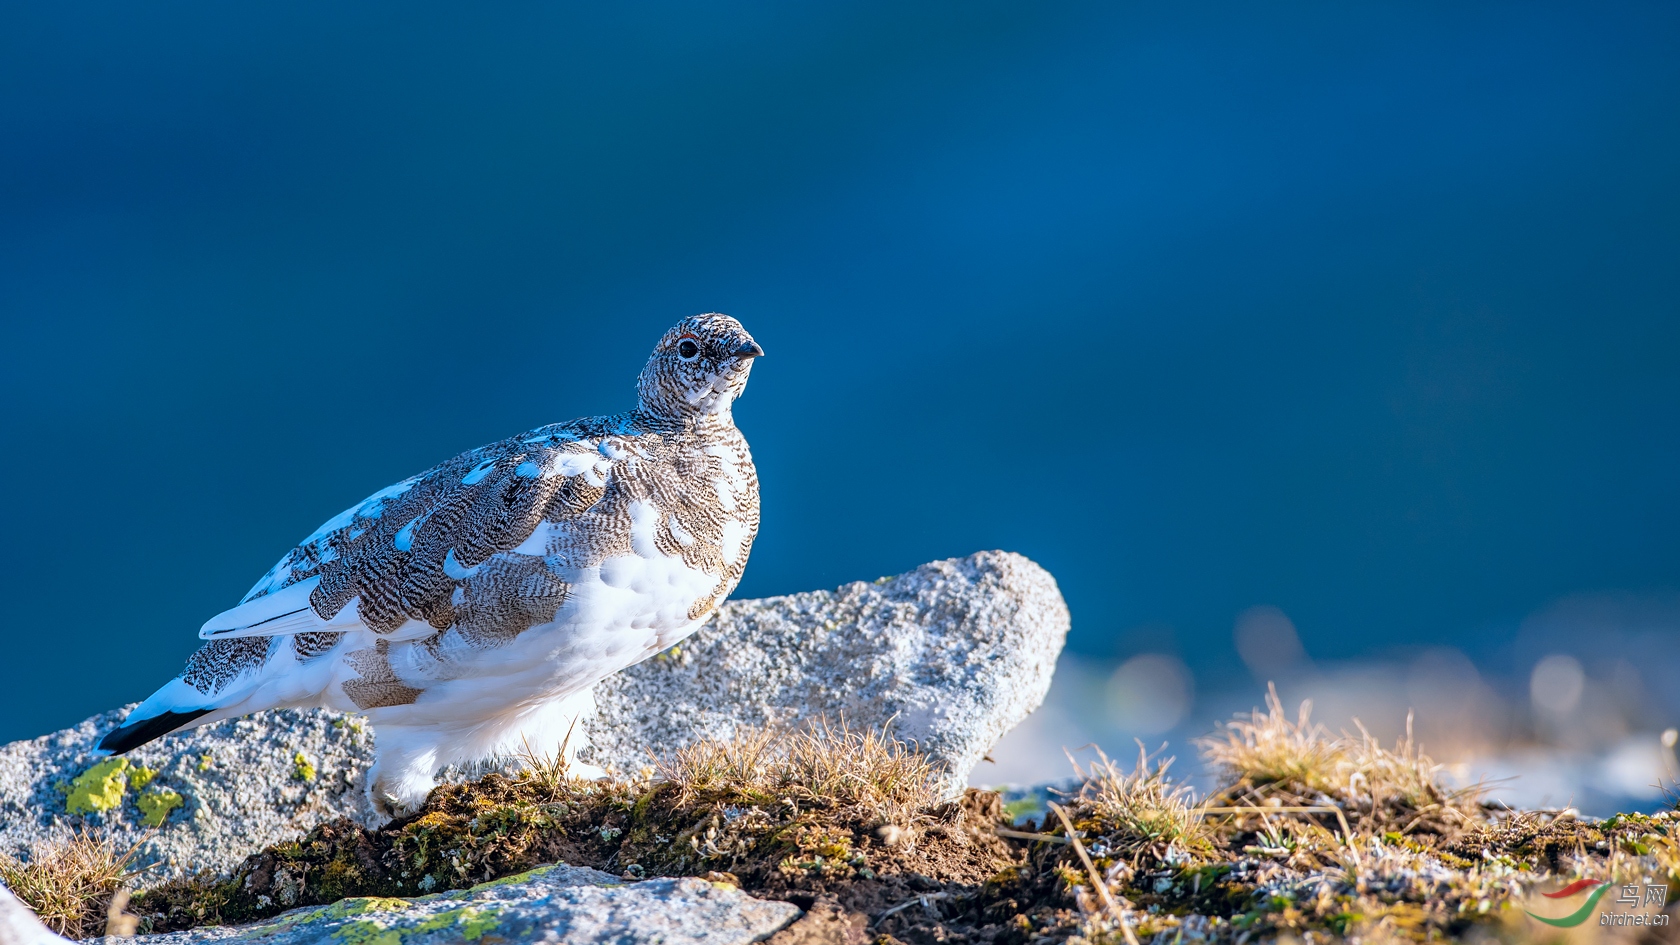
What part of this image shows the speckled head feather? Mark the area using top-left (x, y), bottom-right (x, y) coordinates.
top-left (636, 314), bottom-right (764, 423)
top-left (97, 313), bottom-right (765, 820)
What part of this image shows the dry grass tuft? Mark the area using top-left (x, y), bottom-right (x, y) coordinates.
top-left (657, 726), bottom-right (780, 802)
top-left (1197, 684), bottom-right (1482, 837)
top-left (659, 718), bottom-right (946, 823)
top-left (0, 829), bottom-right (140, 939)
top-left (1065, 745), bottom-right (1217, 868)
top-left (1197, 684), bottom-right (1342, 794)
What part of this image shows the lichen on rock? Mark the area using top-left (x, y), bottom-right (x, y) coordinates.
top-left (136, 788), bottom-right (184, 827)
top-left (325, 897), bottom-right (412, 918)
top-left (3, 706), bottom-right (378, 884)
top-left (64, 759), bottom-right (129, 816)
top-left (409, 905), bottom-right (500, 940)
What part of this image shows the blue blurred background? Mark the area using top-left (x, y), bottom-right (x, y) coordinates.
top-left (3, 2), bottom-right (1677, 812)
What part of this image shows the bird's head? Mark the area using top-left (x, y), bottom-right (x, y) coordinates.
top-left (636, 313), bottom-right (764, 423)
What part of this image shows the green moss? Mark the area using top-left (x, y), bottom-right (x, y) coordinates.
top-left (137, 787), bottom-right (185, 826)
top-left (129, 766), bottom-right (158, 791)
top-left (466, 864), bottom-right (557, 892)
top-left (293, 752), bottom-right (317, 782)
top-left (312, 856), bottom-right (372, 904)
top-left (1002, 798), bottom-right (1040, 822)
top-left (65, 758), bottom-right (129, 815)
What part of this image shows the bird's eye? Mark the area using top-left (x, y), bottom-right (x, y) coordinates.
top-left (677, 339), bottom-right (700, 360)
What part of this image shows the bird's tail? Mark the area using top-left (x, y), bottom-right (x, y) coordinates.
top-left (96, 633), bottom-right (335, 755)
top-left (94, 673), bottom-right (227, 755)
top-left (96, 704), bottom-right (213, 755)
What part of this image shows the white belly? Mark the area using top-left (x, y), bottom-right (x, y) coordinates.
top-left (348, 549), bottom-right (718, 729)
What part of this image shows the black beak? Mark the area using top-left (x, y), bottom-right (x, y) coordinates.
top-left (734, 340), bottom-right (765, 358)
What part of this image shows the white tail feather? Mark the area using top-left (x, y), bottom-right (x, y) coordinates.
top-left (198, 577), bottom-right (364, 639)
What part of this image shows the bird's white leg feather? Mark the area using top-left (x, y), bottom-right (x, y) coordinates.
top-left (365, 734), bottom-right (439, 823)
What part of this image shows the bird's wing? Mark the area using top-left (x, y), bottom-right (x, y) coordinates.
top-left (200, 419), bottom-right (633, 642)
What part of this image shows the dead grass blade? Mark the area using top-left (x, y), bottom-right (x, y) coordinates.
top-left (1049, 801), bottom-right (1138, 945)
top-left (993, 827), bottom-right (1073, 845)
top-left (1197, 806), bottom-right (1353, 844)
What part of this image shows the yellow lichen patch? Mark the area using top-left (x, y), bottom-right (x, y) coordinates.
top-left (456, 907), bottom-right (501, 941)
top-left (325, 897), bottom-right (412, 918)
top-left (293, 752), bottom-right (317, 782)
top-left (198, 753), bottom-right (214, 771)
top-left (65, 758), bottom-right (130, 816)
top-left (332, 919), bottom-right (401, 945)
top-left (128, 766), bottom-right (158, 791)
top-left (412, 905), bottom-right (501, 940)
top-left (325, 905), bottom-right (503, 945)
top-left (137, 787), bottom-right (185, 827)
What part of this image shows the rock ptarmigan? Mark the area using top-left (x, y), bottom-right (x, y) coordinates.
top-left (96, 314), bottom-right (764, 818)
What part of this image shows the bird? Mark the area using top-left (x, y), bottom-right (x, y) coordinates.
top-left (96, 313), bottom-right (764, 819)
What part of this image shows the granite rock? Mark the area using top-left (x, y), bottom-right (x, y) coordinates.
top-left (100, 865), bottom-right (799, 945)
top-left (584, 550), bottom-right (1069, 795)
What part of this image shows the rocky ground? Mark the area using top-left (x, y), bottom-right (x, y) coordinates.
top-left (4, 553), bottom-right (1678, 944)
top-left (8, 694), bottom-right (1679, 945)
